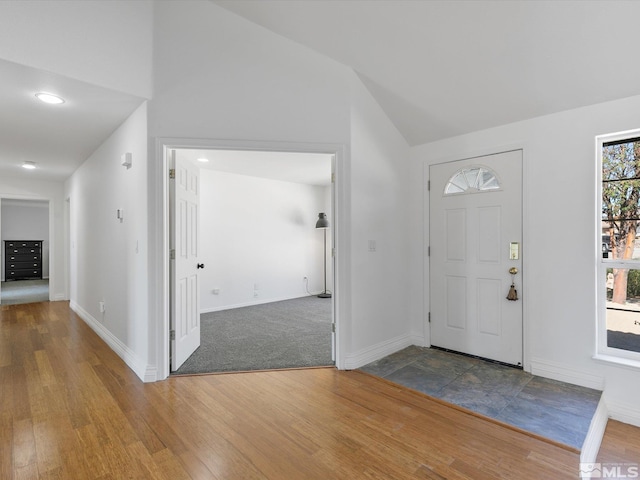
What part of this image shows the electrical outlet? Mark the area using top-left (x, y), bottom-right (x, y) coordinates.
top-left (99, 301), bottom-right (105, 313)
top-left (212, 288), bottom-right (220, 295)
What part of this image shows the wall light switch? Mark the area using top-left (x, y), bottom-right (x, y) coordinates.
top-left (117, 209), bottom-right (124, 222)
top-left (121, 152), bottom-right (132, 169)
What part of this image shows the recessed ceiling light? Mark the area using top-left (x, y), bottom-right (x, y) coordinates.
top-left (35, 92), bottom-right (65, 105)
top-left (22, 161), bottom-right (37, 170)
top-left (197, 157), bottom-right (209, 163)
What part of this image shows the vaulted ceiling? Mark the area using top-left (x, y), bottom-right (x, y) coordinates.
top-left (214, 0), bottom-right (640, 146)
top-left (3, 1), bottom-right (640, 184)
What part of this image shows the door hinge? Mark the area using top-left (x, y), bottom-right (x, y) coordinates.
top-left (331, 173), bottom-right (336, 183)
top-left (331, 323), bottom-right (336, 333)
top-left (169, 168), bottom-right (175, 179)
top-left (170, 249), bottom-right (175, 260)
top-left (332, 247), bottom-right (336, 257)
top-left (428, 312), bottom-right (431, 323)
top-left (428, 246), bottom-right (430, 256)
top-left (170, 330), bottom-right (175, 340)
top-left (428, 180), bottom-right (430, 191)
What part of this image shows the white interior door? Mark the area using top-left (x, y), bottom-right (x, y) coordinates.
top-left (170, 150), bottom-right (201, 371)
top-left (429, 150), bottom-right (523, 366)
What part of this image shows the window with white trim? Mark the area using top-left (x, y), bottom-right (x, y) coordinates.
top-left (598, 129), bottom-right (640, 360)
top-left (444, 166), bottom-right (501, 195)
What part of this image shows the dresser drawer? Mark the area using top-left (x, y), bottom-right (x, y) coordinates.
top-left (7, 261), bottom-right (40, 270)
top-left (7, 254), bottom-right (40, 262)
top-left (6, 247), bottom-right (41, 255)
top-left (5, 241), bottom-right (41, 249)
top-left (6, 269), bottom-right (41, 279)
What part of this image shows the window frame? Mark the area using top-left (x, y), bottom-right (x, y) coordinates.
top-left (596, 128), bottom-right (640, 365)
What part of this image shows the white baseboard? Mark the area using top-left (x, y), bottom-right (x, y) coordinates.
top-left (200, 293), bottom-right (316, 313)
top-left (580, 397), bottom-right (609, 463)
top-left (344, 334), bottom-right (414, 370)
top-left (605, 398), bottom-right (640, 428)
top-left (410, 332), bottom-right (426, 347)
top-left (53, 293), bottom-right (66, 301)
top-left (530, 357), bottom-right (604, 390)
top-left (70, 301), bottom-right (156, 383)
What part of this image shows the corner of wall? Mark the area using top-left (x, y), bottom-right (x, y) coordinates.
top-left (605, 397), bottom-right (640, 428)
top-left (530, 357), bottom-right (605, 390)
top-left (343, 334), bottom-right (414, 370)
top-left (70, 301), bottom-right (153, 383)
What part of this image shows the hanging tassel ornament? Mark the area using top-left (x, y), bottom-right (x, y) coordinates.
top-left (506, 267), bottom-right (519, 301)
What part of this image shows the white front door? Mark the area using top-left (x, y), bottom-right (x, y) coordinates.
top-left (429, 150), bottom-right (523, 366)
top-left (170, 150), bottom-right (201, 371)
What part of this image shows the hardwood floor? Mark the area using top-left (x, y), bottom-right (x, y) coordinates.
top-left (1, 301), bottom-right (638, 479)
top-left (597, 420), bottom-right (640, 464)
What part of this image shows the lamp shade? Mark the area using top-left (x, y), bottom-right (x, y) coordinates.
top-left (315, 212), bottom-right (329, 229)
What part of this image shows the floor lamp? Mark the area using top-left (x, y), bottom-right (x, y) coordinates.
top-left (315, 212), bottom-right (332, 298)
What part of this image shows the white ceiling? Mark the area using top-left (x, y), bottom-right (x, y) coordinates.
top-left (177, 149), bottom-right (333, 187)
top-left (0, 58), bottom-right (144, 182)
top-left (214, 0), bottom-right (640, 146)
top-left (5, 1), bottom-right (640, 185)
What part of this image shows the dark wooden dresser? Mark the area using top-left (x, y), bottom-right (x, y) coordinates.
top-left (4, 240), bottom-right (43, 280)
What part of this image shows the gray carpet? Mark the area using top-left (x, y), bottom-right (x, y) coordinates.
top-left (1, 279), bottom-right (49, 305)
top-left (173, 295), bottom-right (333, 375)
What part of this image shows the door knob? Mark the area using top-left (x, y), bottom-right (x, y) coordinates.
top-left (507, 267), bottom-right (518, 301)
top-left (197, 263), bottom-right (205, 269)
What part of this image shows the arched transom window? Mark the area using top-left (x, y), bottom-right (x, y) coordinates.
top-left (444, 166), bottom-right (501, 195)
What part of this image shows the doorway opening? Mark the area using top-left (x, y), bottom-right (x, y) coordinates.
top-left (165, 145), bottom-right (338, 375)
top-left (0, 198), bottom-right (50, 305)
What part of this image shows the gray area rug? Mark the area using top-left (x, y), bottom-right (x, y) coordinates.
top-left (173, 295), bottom-right (333, 375)
top-left (1, 279), bottom-right (49, 305)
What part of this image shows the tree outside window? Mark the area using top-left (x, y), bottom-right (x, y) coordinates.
top-left (601, 136), bottom-right (640, 354)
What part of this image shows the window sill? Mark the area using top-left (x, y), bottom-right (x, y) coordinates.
top-left (593, 353), bottom-right (640, 372)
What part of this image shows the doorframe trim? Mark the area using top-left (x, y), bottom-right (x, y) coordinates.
top-left (0, 195), bottom-right (55, 302)
top-left (153, 137), bottom-right (347, 381)
top-left (423, 145), bottom-right (529, 371)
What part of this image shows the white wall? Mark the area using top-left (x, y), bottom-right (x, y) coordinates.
top-left (0, 177), bottom-right (65, 300)
top-left (199, 170), bottom-right (331, 311)
top-left (1, 201), bottom-right (49, 280)
top-left (409, 93), bottom-right (640, 425)
top-left (148, 0), bottom-right (351, 376)
top-left (149, 1), bottom-right (351, 144)
top-left (0, 0), bottom-right (153, 98)
top-left (346, 72), bottom-right (412, 367)
top-left (65, 102), bottom-right (151, 381)
top-left (149, 0), bottom-right (413, 375)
